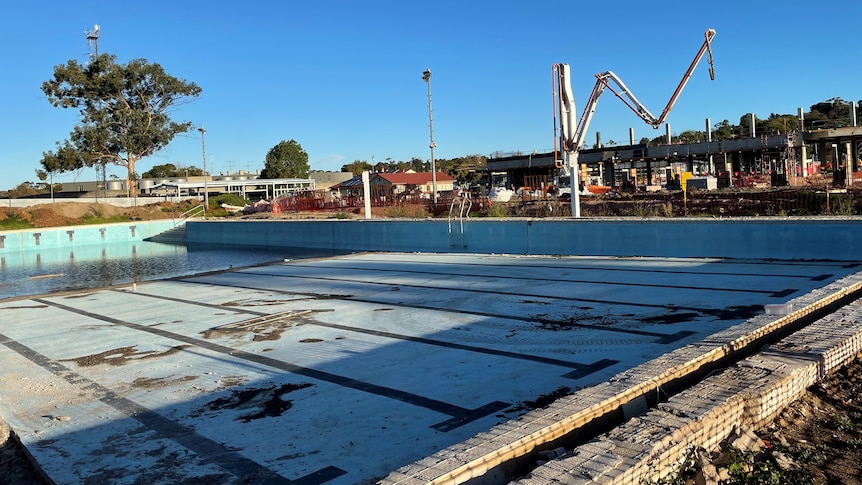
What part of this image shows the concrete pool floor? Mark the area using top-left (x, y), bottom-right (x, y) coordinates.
top-left (0, 252), bottom-right (858, 484)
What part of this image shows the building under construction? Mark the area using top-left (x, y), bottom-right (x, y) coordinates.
top-left (487, 119), bottom-right (862, 193)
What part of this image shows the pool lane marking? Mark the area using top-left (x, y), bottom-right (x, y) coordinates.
top-left (33, 298), bottom-right (508, 432)
top-left (344, 254), bottom-right (858, 272)
top-left (0, 331), bottom-right (338, 485)
top-left (291, 257), bottom-right (836, 281)
top-left (261, 263), bottom-right (797, 298)
top-left (113, 289), bottom-right (621, 378)
top-left (174, 273), bottom-right (696, 343)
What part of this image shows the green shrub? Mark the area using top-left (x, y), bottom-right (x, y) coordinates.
top-left (209, 193), bottom-right (249, 209)
top-left (832, 194), bottom-right (855, 215)
top-left (382, 204), bottom-right (430, 218)
top-left (486, 202), bottom-right (509, 218)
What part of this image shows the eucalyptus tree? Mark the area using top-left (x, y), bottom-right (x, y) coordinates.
top-left (41, 53), bottom-right (201, 195)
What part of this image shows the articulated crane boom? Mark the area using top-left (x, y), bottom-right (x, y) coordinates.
top-left (553, 28), bottom-right (716, 218)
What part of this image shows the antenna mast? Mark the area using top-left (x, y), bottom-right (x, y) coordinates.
top-left (85, 24), bottom-right (106, 197)
top-left (85, 24), bottom-right (100, 61)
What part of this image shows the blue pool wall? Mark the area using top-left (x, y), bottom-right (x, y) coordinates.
top-left (185, 218), bottom-right (862, 261)
top-left (0, 220), bottom-right (175, 253)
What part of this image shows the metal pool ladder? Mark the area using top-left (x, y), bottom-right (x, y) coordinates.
top-left (448, 191), bottom-right (472, 247)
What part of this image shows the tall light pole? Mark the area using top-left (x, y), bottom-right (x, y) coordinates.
top-left (422, 69), bottom-right (438, 204)
top-left (197, 127), bottom-right (208, 212)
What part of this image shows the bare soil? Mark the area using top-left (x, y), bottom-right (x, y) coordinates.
top-left (753, 356), bottom-right (862, 484)
top-left (0, 201), bottom-right (187, 228)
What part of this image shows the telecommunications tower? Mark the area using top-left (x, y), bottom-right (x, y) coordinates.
top-left (85, 24), bottom-right (100, 61)
top-left (85, 25), bottom-right (106, 197)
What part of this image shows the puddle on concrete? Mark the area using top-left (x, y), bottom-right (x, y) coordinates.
top-left (199, 382), bottom-right (314, 423)
top-left (62, 345), bottom-right (192, 367)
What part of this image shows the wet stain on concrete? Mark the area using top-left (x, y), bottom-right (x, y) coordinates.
top-left (202, 323), bottom-right (291, 342)
top-left (131, 375), bottom-right (198, 389)
top-left (201, 382), bottom-right (313, 423)
top-left (702, 304), bottom-right (764, 320)
top-left (639, 312), bottom-right (700, 325)
top-left (536, 313), bottom-right (618, 330)
top-left (202, 310), bottom-right (333, 342)
top-left (214, 376), bottom-right (245, 390)
top-left (221, 299), bottom-right (285, 307)
top-left (62, 345), bottom-right (191, 367)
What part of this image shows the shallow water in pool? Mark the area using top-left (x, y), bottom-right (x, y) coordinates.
top-left (0, 241), bottom-right (343, 300)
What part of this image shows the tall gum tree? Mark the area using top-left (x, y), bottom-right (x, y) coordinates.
top-left (41, 53), bottom-right (201, 195)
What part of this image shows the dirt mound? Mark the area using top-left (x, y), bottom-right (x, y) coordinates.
top-left (0, 201), bottom-right (189, 228)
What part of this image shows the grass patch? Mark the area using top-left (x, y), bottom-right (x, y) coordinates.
top-left (0, 213), bottom-right (33, 230)
top-left (76, 214), bottom-right (131, 225)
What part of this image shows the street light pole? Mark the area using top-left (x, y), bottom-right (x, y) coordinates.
top-left (422, 69), bottom-right (438, 204)
top-left (197, 127), bottom-right (208, 213)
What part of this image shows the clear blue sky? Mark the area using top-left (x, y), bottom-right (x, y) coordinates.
top-left (2, 1), bottom-right (861, 190)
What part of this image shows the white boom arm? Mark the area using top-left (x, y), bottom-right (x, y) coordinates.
top-left (554, 29), bottom-right (716, 218)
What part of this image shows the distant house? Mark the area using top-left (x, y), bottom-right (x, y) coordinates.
top-left (309, 171), bottom-right (354, 192)
top-left (332, 171), bottom-right (455, 200)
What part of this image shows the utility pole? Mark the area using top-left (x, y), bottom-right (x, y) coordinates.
top-left (198, 127), bottom-right (208, 212)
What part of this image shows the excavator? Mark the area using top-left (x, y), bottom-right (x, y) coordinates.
top-left (553, 29), bottom-right (716, 217)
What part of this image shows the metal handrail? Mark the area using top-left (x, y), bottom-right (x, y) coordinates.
top-left (174, 204), bottom-right (205, 227)
top-left (447, 192), bottom-right (471, 247)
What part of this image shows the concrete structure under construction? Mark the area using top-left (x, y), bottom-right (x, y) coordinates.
top-left (489, 123), bottom-right (862, 192)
